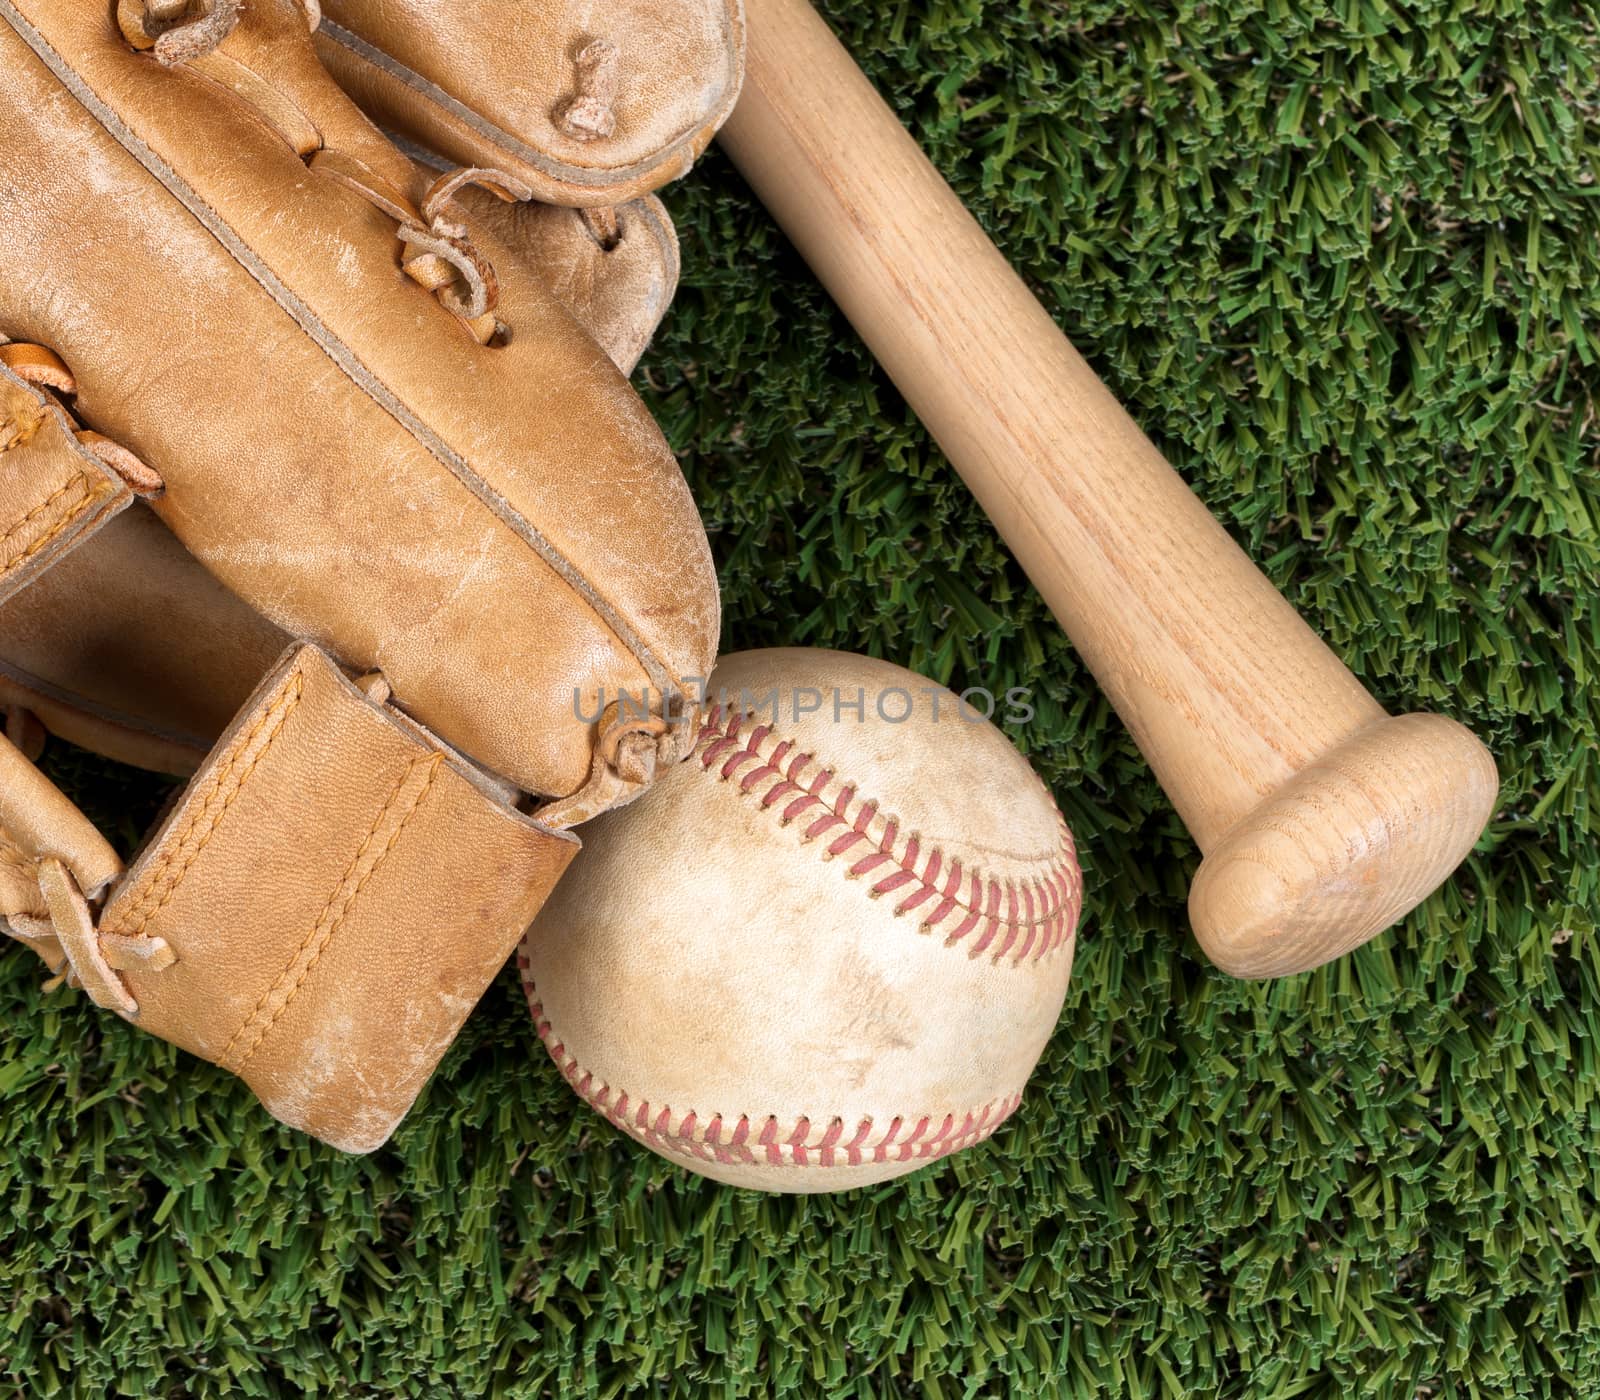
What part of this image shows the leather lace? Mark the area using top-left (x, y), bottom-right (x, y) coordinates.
top-left (2, 855), bottom-right (174, 1021)
top-left (117, 0), bottom-right (319, 65)
top-left (117, 3), bottom-right (538, 344)
top-left (557, 39), bottom-right (620, 141)
top-left (396, 167), bottom-right (535, 334)
top-left (117, 0), bottom-right (243, 66)
top-left (0, 341), bottom-right (163, 495)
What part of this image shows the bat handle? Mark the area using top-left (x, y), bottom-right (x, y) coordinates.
top-left (721, 0), bottom-right (1499, 976)
top-left (1190, 714), bottom-right (1497, 977)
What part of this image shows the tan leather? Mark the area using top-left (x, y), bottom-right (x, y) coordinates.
top-left (0, 346), bottom-right (142, 605)
top-left (0, 726), bottom-right (122, 902)
top-left (507, 197), bottom-right (681, 374)
top-left (0, 505), bottom-right (283, 774)
top-left (0, 179), bottom-right (681, 777)
top-left (1, 643), bottom-right (578, 1151)
top-left (394, 127), bottom-right (683, 372)
top-left (2, 706), bottom-right (45, 762)
top-left (315, 0), bottom-right (745, 208)
top-left (0, 0), bottom-right (717, 1150)
top-left (519, 650), bottom-right (1082, 1191)
top-left (0, 0), bottom-right (717, 807)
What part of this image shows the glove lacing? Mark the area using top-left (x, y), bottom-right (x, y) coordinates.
top-left (117, 3), bottom-right (623, 340)
top-left (117, 0), bottom-right (320, 65)
top-left (557, 39), bottom-right (620, 142)
top-left (397, 167), bottom-right (536, 329)
top-left (3, 859), bottom-right (175, 1022)
top-left (0, 341), bottom-right (163, 496)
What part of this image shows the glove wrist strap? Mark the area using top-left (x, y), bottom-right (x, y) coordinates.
top-left (1, 643), bottom-right (578, 1152)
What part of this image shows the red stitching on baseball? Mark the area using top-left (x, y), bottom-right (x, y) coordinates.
top-left (521, 956), bottom-right (1024, 1174)
top-left (871, 868), bottom-right (916, 898)
top-left (686, 699), bottom-right (1081, 964)
top-left (895, 884), bottom-right (935, 916)
top-left (782, 793), bottom-right (820, 822)
top-left (827, 830), bottom-right (867, 859)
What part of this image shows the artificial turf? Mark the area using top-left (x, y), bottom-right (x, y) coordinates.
top-left (4, 0), bottom-right (1597, 1394)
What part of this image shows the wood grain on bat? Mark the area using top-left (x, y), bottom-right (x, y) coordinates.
top-left (718, 0), bottom-right (1498, 977)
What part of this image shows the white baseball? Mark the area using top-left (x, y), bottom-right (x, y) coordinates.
top-left (519, 648), bottom-right (1082, 1191)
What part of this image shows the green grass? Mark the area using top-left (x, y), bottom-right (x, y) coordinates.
top-left (4, 0), bottom-right (1598, 1393)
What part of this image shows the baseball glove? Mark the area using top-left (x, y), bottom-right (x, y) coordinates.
top-left (313, 0), bottom-right (745, 209)
top-left (0, 0), bottom-right (718, 1149)
top-left (0, 176), bottom-right (686, 779)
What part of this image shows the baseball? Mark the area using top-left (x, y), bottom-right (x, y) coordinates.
top-left (519, 648), bottom-right (1082, 1191)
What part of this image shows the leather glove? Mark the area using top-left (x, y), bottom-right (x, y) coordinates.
top-left (0, 0), bottom-right (719, 1149)
top-left (309, 0), bottom-right (741, 350)
top-left (0, 180), bottom-right (686, 779)
top-left (312, 0), bottom-right (745, 210)
top-left (1, 0), bottom-right (735, 773)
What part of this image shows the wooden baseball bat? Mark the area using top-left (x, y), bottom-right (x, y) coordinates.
top-left (717, 0), bottom-right (1498, 978)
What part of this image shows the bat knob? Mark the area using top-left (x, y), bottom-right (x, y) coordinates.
top-left (1188, 714), bottom-right (1499, 978)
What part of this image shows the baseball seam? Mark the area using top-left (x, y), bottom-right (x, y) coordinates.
top-left (519, 955), bottom-right (1022, 1173)
top-left (695, 701), bottom-right (1081, 965)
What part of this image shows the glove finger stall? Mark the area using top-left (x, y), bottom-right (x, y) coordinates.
top-left (316, 0), bottom-right (746, 208)
top-left (0, 183), bottom-right (684, 778)
top-left (0, 0), bottom-right (719, 805)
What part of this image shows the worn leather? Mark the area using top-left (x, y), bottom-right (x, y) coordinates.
top-left (0, 505), bottom-right (283, 775)
top-left (316, 0), bottom-right (745, 208)
top-left (518, 650), bottom-right (1083, 1191)
top-left (514, 196), bottom-right (681, 374)
top-left (0, 348), bottom-right (140, 606)
top-left (0, 179), bottom-right (681, 778)
top-left (1, 644), bottom-right (577, 1151)
top-left (0, 0), bottom-right (717, 806)
top-left (0, 723), bottom-right (122, 904)
top-left (0, 0), bottom-right (717, 1149)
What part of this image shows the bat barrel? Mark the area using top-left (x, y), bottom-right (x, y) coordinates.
top-left (719, 0), bottom-right (1498, 974)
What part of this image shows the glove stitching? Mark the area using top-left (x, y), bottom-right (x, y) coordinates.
top-left (221, 751), bottom-right (442, 1073)
top-left (0, 474), bottom-right (104, 575)
top-left (109, 670), bottom-right (305, 937)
